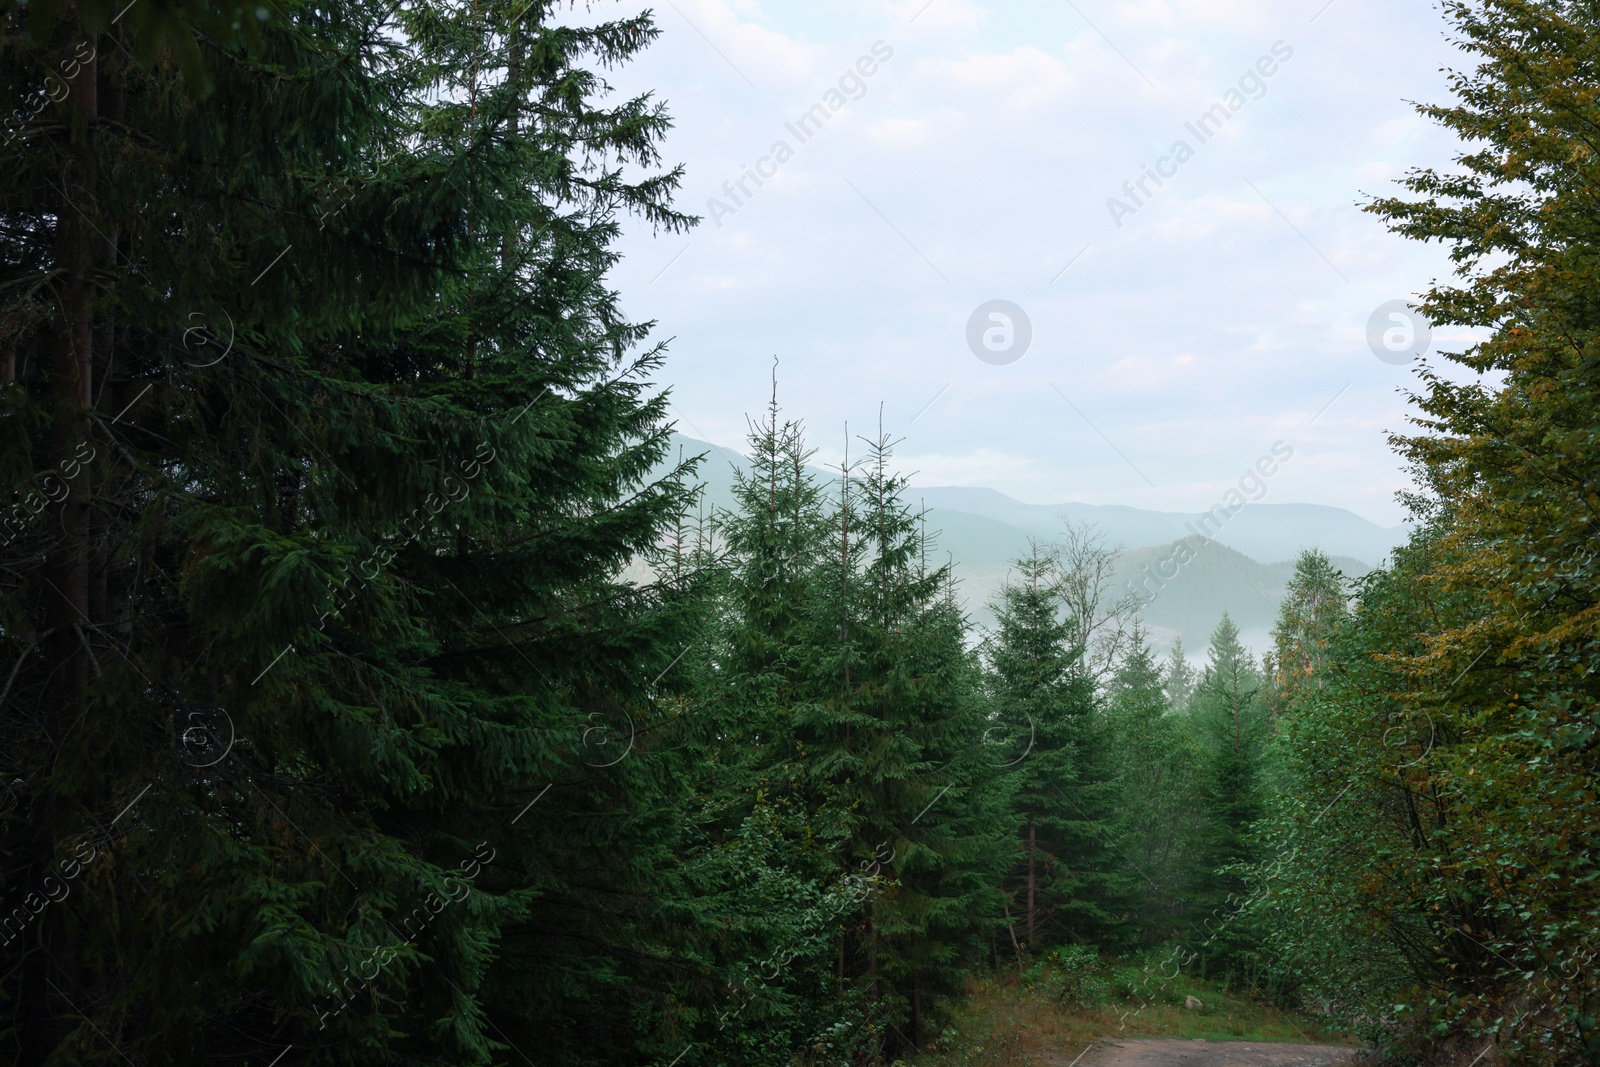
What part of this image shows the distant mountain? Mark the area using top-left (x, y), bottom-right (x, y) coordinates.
top-left (912, 486), bottom-right (1407, 569)
top-left (657, 433), bottom-right (1406, 653)
top-left (1107, 537), bottom-right (1373, 655)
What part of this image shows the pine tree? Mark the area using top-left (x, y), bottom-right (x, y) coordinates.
top-left (1265, 549), bottom-right (1347, 719)
top-left (984, 544), bottom-right (1076, 951)
top-left (1104, 626), bottom-right (1203, 946)
top-left (1163, 638), bottom-right (1196, 714)
top-left (1187, 613), bottom-right (1269, 976)
top-left (1, 2), bottom-right (702, 1062)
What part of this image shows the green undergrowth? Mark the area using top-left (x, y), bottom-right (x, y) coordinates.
top-left (900, 950), bottom-right (1358, 1067)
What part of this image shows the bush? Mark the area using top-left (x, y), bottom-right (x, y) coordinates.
top-left (1022, 945), bottom-right (1111, 1008)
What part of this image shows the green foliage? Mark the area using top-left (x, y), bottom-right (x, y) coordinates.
top-left (1104, 627), bottom-right (1205, 947)
top-left (1251, 1), bottom-right (1600, 1062)
top-left (30, 1), bottom-right (1599, 1064)
top-left (1264, 550), bottom-right (1348, 720)
top-left (1023, 945), bottom-right (1112, 1008)
top-left (1183, 614), bottom-right (1272, 982)
top-left (1, 1), bottom-right (702, 1063)
top-left (983, 541), bottom-right (1123, 952)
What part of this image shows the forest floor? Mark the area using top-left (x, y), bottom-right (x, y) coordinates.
top-left (901, 974), bottom-right (1362, 1067)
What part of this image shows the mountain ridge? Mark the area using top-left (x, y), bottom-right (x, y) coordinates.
top-left (660, 432), bottom-right (1408, 651)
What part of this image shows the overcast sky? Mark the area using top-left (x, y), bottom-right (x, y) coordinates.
top-left (599, 0), bottom-right (1476, 528)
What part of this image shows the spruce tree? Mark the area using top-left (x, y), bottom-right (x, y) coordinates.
top-left (1104, 626), bottom-right (1202, 947)
top-left (785, 426), bottom-right (1010, 1056)
top-left (1, 2), bottom-right (702, 1062)
top-left (1187, 613), bottom-right (1269, 975)
top-left (1163, 638), bottom-right (1195, 714)
top-left (651, 390), bottom-right (878, 1067)
top-left (1265, 549), bottom-right (1347, 719)
top-left (984, 538), bottom-right (1121, 951)
top-left (984, 544), bottom-right (1076, 951)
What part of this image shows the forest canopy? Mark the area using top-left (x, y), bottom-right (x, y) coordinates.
top-left (2, 0), bottom-right (1598, 1065)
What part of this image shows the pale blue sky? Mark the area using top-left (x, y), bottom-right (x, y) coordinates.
top-left (599, 0), bottom-right (1479, 526)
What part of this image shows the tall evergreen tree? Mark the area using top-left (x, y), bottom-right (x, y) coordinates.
top-left (1265, 549), bottom-right (1347, 719)
top-left (1188, 613), bottom-right (1268, 966)
top-left (652, 388), bottom-right (879, 1067)
top-left (1104, 626), bottom-right (1203, 947)
top-left (1163, 638), bottom-right (1196, 715)
top-left (790, 427), bottom-right (1012, 1055)
top-left (0, 2), bottom-right (703, 1062)
top-left (983, 538), bottom-right (1122, 951)
top-left (984, 544), bottom-right (1076, 951)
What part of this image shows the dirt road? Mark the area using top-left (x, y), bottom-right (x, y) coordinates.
top-left (1078, 1038), bottom-right (1356, 1067)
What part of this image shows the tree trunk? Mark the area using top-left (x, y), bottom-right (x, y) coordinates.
top-left (1027, 815), bottom-right (1037, 943)
top-left (910, 974), bottom-right (922, 1048)
top-left (27, 41), bottom-right (98, 1066)
top-left (45, 43), bottom-right (98, 728)
top-left (1001, 902), bottom-right (1025, 972)
top-left (867, 918), bottom-right (878, 1001)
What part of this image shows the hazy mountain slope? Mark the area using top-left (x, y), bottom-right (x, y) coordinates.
top-left (665, 434), bottom-right (1409, 566)
top-left (1109, 538), bottom-right (1372, 652)
top-left (658, 433), bottom-right (1390, 651)
top-left (911, 486), bottom-right (1407, 568)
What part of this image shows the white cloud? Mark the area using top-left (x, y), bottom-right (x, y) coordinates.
top-left (608, 0), bottom-right (1469, 527)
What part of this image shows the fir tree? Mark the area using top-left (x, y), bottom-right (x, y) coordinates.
top-left (1, 2), bottom-right (701, 1062)
top-left (1163, 638), bottom-right (1196, 714)
top-left (788, 426), bottom-right (1010, 1056)
top-left (984, 544), bottom-right (1076, 951)
top-left (1187, 613), bottom-right (1269, 975)
top-left (984, 538), bottom-right (1122, 951)
top-left (1105, 626), bottom-right (1202, 946)
top-left (1265, 549), bottom-right (1347, 719)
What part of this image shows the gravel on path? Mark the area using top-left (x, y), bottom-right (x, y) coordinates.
top-left (1068, 1037), bottom-right (1356, 1067)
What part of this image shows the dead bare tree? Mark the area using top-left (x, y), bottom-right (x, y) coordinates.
top-left (1053, 521), bottom-right (1149, 689)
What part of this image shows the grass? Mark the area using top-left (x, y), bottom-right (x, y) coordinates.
top-left (899, 970), bottom-right (1359, 1067)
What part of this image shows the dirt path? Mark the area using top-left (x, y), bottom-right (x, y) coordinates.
top-left (1074, 1038), bottom-right (1356, 1067)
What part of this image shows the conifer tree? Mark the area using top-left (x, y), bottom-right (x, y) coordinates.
top-left (984, 544), bottom-right (1076, 950)
top-left (984, 537), bottom-right (1122, 950)
top-left (650, 388), bottom-right (883, 1067)
top-left (1265, 550), bottom-right (1347, 719)
top-left (1, 2), bottom-right (702, 1062)
top-left (783, 426), bottom-right (1010, 1056)
top-left (1105, 626), bottom-right (1202, 946)
top-left (1187, 613), bottom-right (1269, 974)
top-left (1163, 638), bottom-right (1196, 714)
